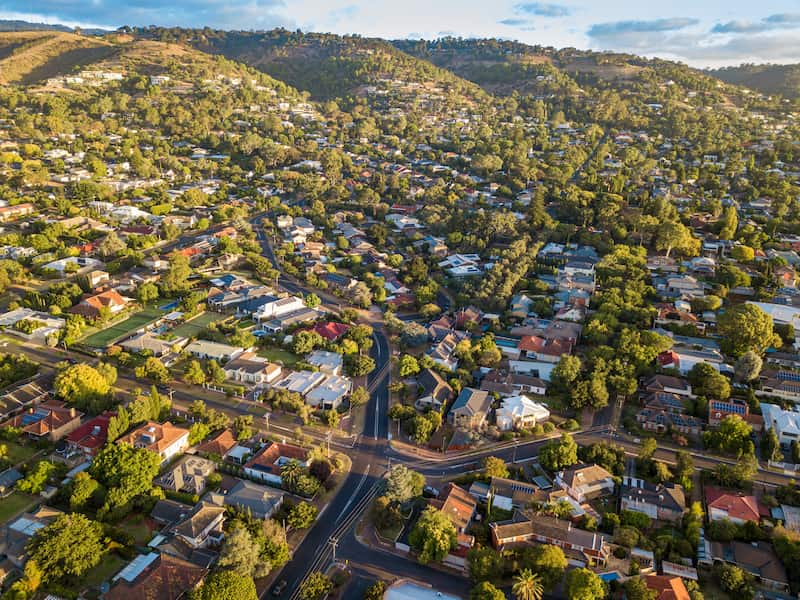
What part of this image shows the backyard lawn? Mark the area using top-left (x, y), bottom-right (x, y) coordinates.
top-left (81, 553), bottom-right (127, 588)
top-left (257, 347), bottom-right (299, 367)
top-left (82, 307), bottom-right (166, 349)
top-left (171, 311), bottom-right (225, 339)
top-left (0, 492), bottom-right (37, 524)
top-left (3, 440), bottom-right (39, 465)
top-left (118, 512), bottom-right (159, 546)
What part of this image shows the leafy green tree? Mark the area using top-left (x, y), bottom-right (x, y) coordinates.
top-left (522, 544), bottom-right (567, 590)
top-left (350, 385), bottom-right (369, 408)
top-left (189, 422), bottom-right (210, 445)
top-left (408, 506), bottom-right (457, 564)
top-left (345, 353), bottom-right (376, 377)
top-left (207, 360), bottom-right (226, 385)
top-left (17, 460), bottom-right (56, 494)
top-left (136, 281), bottom-right (159, 304)
top-left (364, 581), bottom-right (387, 600)
top-left (482, 456), bottom-right (509, 479)
top-left (703, 415), bottom-right (753, 456)
top-left (688, 362), bottom-right (730, 400)
top-left (69, 471), bottom-right (100, 511)
top-left (90, 442), bottom-right (160, 518)
top-left (539, 434), bottom-right (578, 472)
top-left (300, 572), bottom-right (333, 600)
top-left (304, 293), bottom-right (321, 308)
top-left (218, 525), bottom-right (270, 578)
top-left (399, 354), bottom-right (420, 377)
top-left (470, 581), bottom-right (506, 600)
top-left (624, 576), bottom-right (657, 600)
top-left (136, 357), bottom-right (171, 383)
top-left (191, 571), bottom-right (257, 600)
top-left (287, 501), bottom-right (318, 530)
top-left (160, 252), bottom-right (192, 295)
top-left (54, 363), bottom-right (111, 413)
top-left (735, 351), bottom-right (763, 383)
top-left (717, 303), bottom-right (781, 357)
top-left (184, 360), bottom-right (207, 385)
top-left (467, 546), bottom-right (504, 583)
top-left (565, 567), bottom-right (606, 600)
top-left (513, 568), bottom-right (544, 600)
top-left (383, 465), bottom-right (425, 503)
top-left (27, 514), bottom-right (104, 583)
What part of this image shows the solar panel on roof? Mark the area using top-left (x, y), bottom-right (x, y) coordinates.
top-left (779, 371), bottom-right (800, 382)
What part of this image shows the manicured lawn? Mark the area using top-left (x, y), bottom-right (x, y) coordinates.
top-left (3, 441), bottom-right (38, 465)
top-left (82, 554), bottom-right (127, 588)
top-left (0, 492), bottom-right (37, 524)
top-left (118, 513), bottom-right (159, 546)
top-left (257, 347), bottom-right (299, 366)
top-left (171, 311), bottom-right (225, 339)
top-left (82, 307), bottom-right (166, 348)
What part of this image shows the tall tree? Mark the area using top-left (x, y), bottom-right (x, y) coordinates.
top-left (513, 569), bottom-right (544, 600)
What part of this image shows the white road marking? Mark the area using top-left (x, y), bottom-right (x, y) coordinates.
top-left (335, 464), bottom-right (371, 524)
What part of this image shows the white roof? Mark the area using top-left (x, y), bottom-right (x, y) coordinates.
top-left (305, 374), bottom-right (352, 405)
top-left (498, 395), bottom-right (550, 420)
top-left (763, 403), bottom-right (800, 436)
top-left (306, 350), bottom-right (343, 370)
top-left (748, 301), bottom-right (800, 326)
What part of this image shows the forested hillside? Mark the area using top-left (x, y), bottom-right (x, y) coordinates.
top-left (709, 63), bottom-right (800, 100)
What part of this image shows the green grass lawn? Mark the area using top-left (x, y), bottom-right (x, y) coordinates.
top-left (81, 554), bottom-right (127, 588)
top-left (0, 492), bottom-right (37, 524)
top-left (82, 307), bottom-right (166, 349)
top-left (118, 513), bottom-right (158, 546)
top-left (171, 311), bottom-right (225, 339)
top-left (3, 441), bottom-right (38, 465)
top-left (257, 347), bottom-right (299, 366)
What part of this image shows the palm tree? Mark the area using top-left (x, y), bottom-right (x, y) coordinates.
top-left (513, 569), bottom-right (544, 600)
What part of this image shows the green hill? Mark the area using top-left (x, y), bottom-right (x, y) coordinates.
top-left (707, 63), bottom-right (800, 99)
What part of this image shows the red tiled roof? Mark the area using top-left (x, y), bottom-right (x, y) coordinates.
top-left (66, 411), bottom-right (114, 454)
top-left (646, 575), bottom-right (691, 600)
top-left (706, 487), bottom-right (768, 522)
top-left (312, 321), bottom-right (350, 341)
top-left (245, 442), bottom-right (308, 475)
top-left (518, 335), bottom-right (572, 356)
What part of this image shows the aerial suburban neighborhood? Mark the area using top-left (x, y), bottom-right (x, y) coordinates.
top-left (0, 9), bottom-right (796, 600)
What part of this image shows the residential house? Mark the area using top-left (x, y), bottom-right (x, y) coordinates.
top-left (322, 272), bottom-right (356, 292)
top-left (427, 332), bottom-right (460, 371)
top-left (68, 289), bottom-right (128, 320)
top-left (305, 374), bottom-right (352, 410)
top-left (645, 575), bottom-right (691, 600)
top-left (759, 371), bottom-right (800, 403)
top-left (243, 442), bottom-right (309, 487)
top-left (65, 411), bottom-right (114, 457)
top-left (518, 336), bottom-right (572, 363)
top-left (447, 388), bottom-right (491, 430)
top-left (761, 403), bottom-right (800, 448)
top-left (480, 370), bottom-right (547, 397)
top-left (709, 399), bottom-right (763, 431)
top-left (495, 395), bottom-right (550, 431)
top-left (252, 296), bottom-right (305, 322)
top-left (120, 331), bottom-right (188, 356)
top-left (657, 346), bottom-right (727, 375)
top-left (2, 400), bottom-right (83, 442)
top-left (490, 513), bottom-right (610, 565)
top-left (636, 393), bottom-right (702, 436)
top-left (196, 429), bottom-right (238, 460)
top-left (185, 340), bottom-right (245, 363)
top-left (223, 352), bottom-right (281, 385)
top-left (620, 477), bottom-right (686, 522)
top-left (484, 477), bottom-right (540, 511)
top-left (272, 370), bottom-right (326, 397)
top-left (117, 421), bottom-right (190, 466)
top-left (170, 502), bottom-right (225, 549)
top-left (105, 553), bottom-right (207, 600)
top-left (0, 203), bottom-right (34, 222)
top-left (312, 321), bottom-right (350, 341)
top-left (0, 506), bottom-right (64, 567)
top-left (415, 368), bottom-right (454, 411)
top-left (706, 487), bottom-right (767, 524)
top-left (212, 479), bottom-right (284, 520)
top-left (555, 464), bottom-right (616, 502)
top-left (642, 375), bottom-right (692, 398)
top-left (306, 350), bottom-right (343, 375)
top-left (430, 483), bottom-right (477, 534)
top-left (706, 541), bottom-right (789, 592)
top-left (156, 456), bottom-right (215, 495)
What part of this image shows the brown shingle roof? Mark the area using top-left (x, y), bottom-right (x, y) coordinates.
top-left (105, 553), bottom-right (207, 600)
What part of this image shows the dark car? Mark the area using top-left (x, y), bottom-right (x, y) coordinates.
top-left (272, 580), bottom-right (287, 596)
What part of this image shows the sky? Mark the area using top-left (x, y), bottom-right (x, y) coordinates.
top-left (4, 0), bottom-right (800, 68)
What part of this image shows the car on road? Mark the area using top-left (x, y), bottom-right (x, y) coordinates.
top-left (423, 485), bottom-right (439, 498)
top-left (272, 580), bottom-right (287, 596)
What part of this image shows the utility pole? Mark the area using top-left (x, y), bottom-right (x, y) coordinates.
top-left (326, 430), bottom-right (332, 458)
top-left (264, 412), bottom-right (270, 432)
top-left (329, 536), bottom-right (338, 563)
top-left (513, 439), bottom-right (519, 464)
